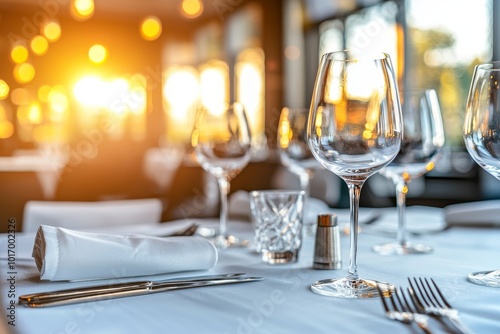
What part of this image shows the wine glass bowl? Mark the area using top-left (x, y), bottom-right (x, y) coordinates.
top-left (191, 102), bottom-right (252, 248)
top-left (307, 51), bottom-right (403, 298)
top-left (373, 89), bottom-right (445, 255)
top-left (464, 61), bottom-right (500, 287)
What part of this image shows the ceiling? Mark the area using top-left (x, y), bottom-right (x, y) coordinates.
top-left (0, 0), bottom-right (221, 23)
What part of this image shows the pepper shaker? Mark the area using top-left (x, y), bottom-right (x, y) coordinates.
top-left (313, 213), bottom-right (342, 270)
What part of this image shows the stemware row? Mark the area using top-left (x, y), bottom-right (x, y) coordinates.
top-left (190, 51), bottom-right (500, 292)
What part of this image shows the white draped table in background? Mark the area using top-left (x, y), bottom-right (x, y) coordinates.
top-left (1, 206), bottom-right (500, 333)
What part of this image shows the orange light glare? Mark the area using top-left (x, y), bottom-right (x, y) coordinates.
top-left (14, 63), bottom-right (35, 84)
top-left (11, 45), bottom-right (29, 63)
top-left (38, 85), bottom-right (51, 103)
top-left (11, 88), bottom-right (31, 106)
top-left (48, 87), bottom-right (69, 115)
top-left (181, 0), bottom-right (203, 19)
top-left (42, 21), bottom-right (62, 42)
top-left (89, 44), bottom-right (107, 64)
top-left (0, 80), bottom-right (9, 100)
top-left (0, 120), bottom-right (14, 139)
top-left (140, 16), bottom-right (162, 41)
top-left (199, 61), bottom-right (228, 116)
top-left (18, 102), bottom-right (43, 124)
top-left (31, 35), bottom-right (49, 55)
top-left (71, 0), bottom-right (95, 20)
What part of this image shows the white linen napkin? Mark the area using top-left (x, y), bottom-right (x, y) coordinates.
top-left (444, 200), bottom-right (500, 227)
top-left (32, 225), bottom-right (218, 281)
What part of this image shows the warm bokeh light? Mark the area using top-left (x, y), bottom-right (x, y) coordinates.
top-left (11, 88), bottom-right (31, 106)
top-left (88, 44), bottom-right (107, 64)
top-left (38, 85), bottom-right (51, 103)
top-left (163, 66), bottom-right (199, 141)
top-left (17, 102), bottom-right (42, 125)
top-left (163, 67), bottom-right (199, 118)
top-left (73, 74), bottom-right (147, 141)
top-left (0, 80), bottom-right (9, 100)
top-left (10, 45), bottom-right (29, 64)
top-left (30, 35), bottom-right (49, 55)
top-left (42, 20), bottom-right (62, 42)
top-left (0, 104), bottom-right (14, 139)
top-left (199, 60), bottom-right (228, 116)
top-left (236, 48), bottom-right (265, 140)
top-left (71, 0), bottom-right (95, 20)
top-left (73, 75), bottom-right (107, 107)
top-left (180, 0), bottom-right (204, 19)
top-left (0, 120), bottom-right (14, 139)
top-left (140, 16), bottom-right (162, 41)
top-left (13, 63), bottom-right (35, 84)
top-left (284, 45), bottom-right (301, 60)
top-left (48, 86), bottom-right (69, 116)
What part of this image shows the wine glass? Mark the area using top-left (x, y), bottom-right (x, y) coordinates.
top-left (277, 107), bottom-right (323, 235)
top-left (307, 50), bottom-right (403, 298)
top-left (464, 61), bottom-right (500, 287)
top-left (373, 89), bottom-right (445, 255)
top-left (191, 102), bottom-right (252, 248)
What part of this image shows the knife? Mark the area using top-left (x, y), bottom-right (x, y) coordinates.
top-left (19, 273), bottom-right (263, 307)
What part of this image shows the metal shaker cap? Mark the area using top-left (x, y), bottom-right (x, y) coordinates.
top-left (317, 213), bottom-right (338, 227)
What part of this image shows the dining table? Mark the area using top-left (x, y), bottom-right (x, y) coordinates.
top-left (1, 205), bottom-right (499, 334)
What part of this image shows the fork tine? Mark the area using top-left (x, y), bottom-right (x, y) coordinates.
top-left (376, 284), bottom-right (390, 313)
top-left (399, 287), bottom-right (416, 313)
top-left (421, 277), bottom-right (447, 308)
top-left (421, 278), bottom-right (441, 307)
top-left (429, 278), bottom-right (453, 308)
top-left (408, 277), bottom-right (429, 310)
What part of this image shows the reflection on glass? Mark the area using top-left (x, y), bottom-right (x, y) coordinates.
top-left (374, 89), bottom-right (445, 255)
top-left (308, 51), bottom-right (403, 298)
top-left (464, 61), bottom-right (500, 287)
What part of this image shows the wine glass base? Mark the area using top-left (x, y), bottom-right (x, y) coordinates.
top-left (208, 234), bottom-right (249, 249)
top-left (468, 270), bottom-right (500, 287)
top-left (310, 277), bottom-right (394, 298)
top-left (372, 241), bottom-right (433, 255)
top-left (262, 250), bottom-right (298, 264)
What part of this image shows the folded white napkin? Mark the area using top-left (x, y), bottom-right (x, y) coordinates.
top-left (32, 225), bottom-right (218, 281)
top-left (444, 200), bottom-right (500, 227)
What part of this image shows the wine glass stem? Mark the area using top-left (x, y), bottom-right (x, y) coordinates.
top-left (299, 172), bottom-right (311, 197)
top-left (346, 182), bottom-right (363, 281)
top-left (395, 181), bottom-right (408, 245)
top-left (217, 177), bottom-right (230, 237)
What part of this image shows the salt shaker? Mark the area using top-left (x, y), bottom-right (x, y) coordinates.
top-left (313, 213), bottom-right (342, 270)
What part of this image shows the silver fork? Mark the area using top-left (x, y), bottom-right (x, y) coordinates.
top-left (376, 284), bottom-right (434, 334)
top-left (407, 277), bottom-right (472, 334)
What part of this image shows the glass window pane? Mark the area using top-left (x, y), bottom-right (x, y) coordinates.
top-left (345, 1), bottom-right (399, 66)
top-left (406, 0), bottom-right (493, 146)
top-left (319, 19), bottom-right (344, 57)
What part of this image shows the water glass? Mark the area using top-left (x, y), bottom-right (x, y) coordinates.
top-left (250, 190), bottom-right (305, 264)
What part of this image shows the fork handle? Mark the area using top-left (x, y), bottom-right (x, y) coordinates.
top-left (413, 315), bottom-right (434, 334)
top-left (444, 314), bottom-right (472, 334)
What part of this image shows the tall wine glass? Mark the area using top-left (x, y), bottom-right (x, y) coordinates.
top-left (464, 61), bottom-right (500, 287)
top-left (191, 102), bottom-right (252, 249)
top-left (307, 51), bottom-right (403, 298)
top-left (373, 89), bottom-right (445, 255)
top-left (277, 107), bottom-right (323, 235)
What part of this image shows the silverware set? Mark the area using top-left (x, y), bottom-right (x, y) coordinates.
top-left (378, 277), bottom-right (471, 334)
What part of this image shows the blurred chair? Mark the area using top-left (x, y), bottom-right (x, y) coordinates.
top-left (22, 198), bottom-right (163, 233)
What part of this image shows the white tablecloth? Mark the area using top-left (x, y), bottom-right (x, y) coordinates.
top-left (1, 206), bottom-right (500, 334)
